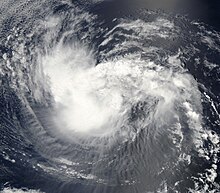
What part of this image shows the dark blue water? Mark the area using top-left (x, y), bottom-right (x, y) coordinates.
top-left (0, 1), bottom-right (220, 193)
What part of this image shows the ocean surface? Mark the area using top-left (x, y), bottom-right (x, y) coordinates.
top-left (0, 0), bottom-right (220, 193)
